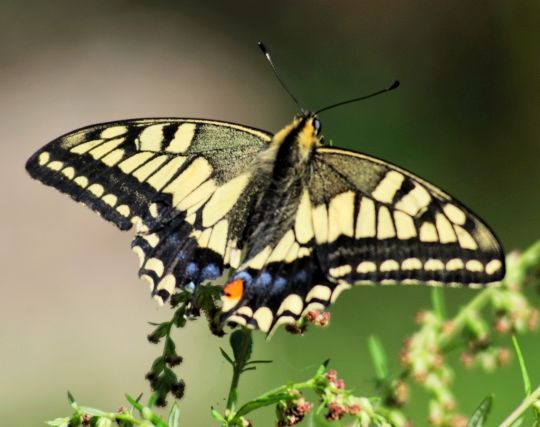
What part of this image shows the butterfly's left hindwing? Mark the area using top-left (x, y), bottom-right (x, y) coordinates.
top-left (310, 147), bottom-right (505, 288)
top-left (26, 119), bottom-right (272, 301)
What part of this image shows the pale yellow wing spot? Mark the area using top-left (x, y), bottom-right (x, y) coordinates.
top-left (132, 155), bottom-right (169, 182)
top-left (61, 166), bottom-right (75, 179)
top-left (443, 203), bottom-right (467, 225)
top-left (137, 124), bottom-right (165, 151)
top-left (165, 123), bottom-right (196, 153)
top-left (355, 197), bottom-right (376, 238)
top-left (47, 160), bottom-right (64, 171)
top-left (276, 294), bottom-right (304, 316)
top-left (424, 259), bottom-right (445, 271)
top-left (146, 156), bottom-right (187, 190)
top-left (327, 191), bottom-right (355, 242)
top-left (118, 152), bottom-right (155, 174)
top-left (394, 211), bottom-right (417, 240)
top-left (395, 183), bottom-right (432, 217)
top-left (312, 203), bottom-right (329, 244)
top-left (163, 157), bottom-right (213, 206)
top-left (201, 172), bottom-right (251, 227)
top-left (294, 189), bottom-right (314, 244)
top-left (88, 138), bottom-right (124, 160)
top-left (435, 213), bottom-right (457, 243)
top-left (454, 225), bottom-right (478, 250)
top-left (377, 206), bottom-right (395, 239)
top-left (100, 125), bottom-right (128, 139)
top-left (70, 139), bottom-right (103, 154)
top-left (371, 170), bottom-right (405, 203)
top-left (100, 148), bottom-right (125, 167)
top-left (380, 260), bottom-right (399, 272)
top-left (419, 222), bottom-right (438, 242)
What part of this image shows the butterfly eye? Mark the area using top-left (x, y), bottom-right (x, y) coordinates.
top-left (313, 118), bottom-right (322, 134)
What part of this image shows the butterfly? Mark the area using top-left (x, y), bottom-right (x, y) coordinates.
top-left (25, 105), bottom-right (505, 334)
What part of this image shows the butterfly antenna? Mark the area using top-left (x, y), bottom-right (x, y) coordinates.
top-left (315, 80), bottom-right (400, 115)
top-left (258, 41), bottom-right (303, 111)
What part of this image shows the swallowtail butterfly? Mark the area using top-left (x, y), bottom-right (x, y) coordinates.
top-left (25, 51), bottom-right (504, 335)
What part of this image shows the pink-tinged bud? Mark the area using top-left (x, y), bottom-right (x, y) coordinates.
top-left (494, 316), bottom-right (511, 334)
top-left (335, 379), bottom-right (345, 390)
top-left (325, 370), bottom-right (338, 382)
top-left (82, 414), bottom-right (91, 425)
top-left (346, 403), bottom-right (361, 415)
top-left (415, 311), bottom-right (428, 324)
top-left (306, 311), bottom-right (319, 322)
top-left (442, 320), bottom-right (455, 334)
top-left (392, 380), bottom-right (409, 406)
top-left (449, 414), bottom-right (468, 427)
top-left (433, 353), bottom-right (444, 368)
top-left (528, 309), bottom-right (539, 331)
top-left (319, 311), bottom-right (331, 327)
top-left (399, 350), bottom-right (411, 366)
top-left (496, 347), bottom-right (511, 366)
top-left (460, 352), bottom-right (475, 368)
top-left (295, 398), bottom-right (313, 415)
top-left (326, 401), bottom-right (346, 421)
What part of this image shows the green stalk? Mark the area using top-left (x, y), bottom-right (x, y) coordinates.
top-left (499, 384), bottom-right (540, 427)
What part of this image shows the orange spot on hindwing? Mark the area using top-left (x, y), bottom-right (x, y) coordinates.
top-left (223, 279), bottom-right (244, 300)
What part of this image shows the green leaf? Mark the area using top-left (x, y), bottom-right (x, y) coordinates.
top-left (236, 391), bottom-right (293, 417)
top-left (151, 356), bottom-right (166, 374)
top-left (67, 391), bottom-right (76, 405)
top-left (164, 337), bottom-right (176, 358)
top-left (172, 306), bottom-right (187, 328)
top-left (210, 407), bottom-right (226, 423)
top-left (220, 348), bottom-right (234, 365)
top-left (230, 330), bottom-right (252, 364)
top-left (246, 359), bottom-right (273, 365)
top-left (467, 394), bottom-right (493, 427)
top-left (148, 322), bottom-right (171, 342)
top-left (431, 287), bottom-right (446, 319)
top-left (168, 403), bottom-right (181, 427)
top-left (46, 417), bottom-right (70, 427)
top-left (368, 335), bottom-right (388, 381)
top-left (316, 360), bottom-right (330, 376)
top-left (512, 335), bottom-right (532, 396)
top-left (96, 418), bottom-right (113, 427)
top-left (79, 406), bottom-right (107, 416)
top-left (125, 394), bottom-right (144, 412)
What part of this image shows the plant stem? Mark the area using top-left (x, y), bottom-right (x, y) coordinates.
top-left (438, 287), bottom-right (495, 350)
top-left (226, 329), bottom-right (252, 412)
top-left (499, 384), bottom-right (540, 427)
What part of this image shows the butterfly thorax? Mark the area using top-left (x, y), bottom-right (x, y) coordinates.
top-left (241, 115), bottom-right (321, 257)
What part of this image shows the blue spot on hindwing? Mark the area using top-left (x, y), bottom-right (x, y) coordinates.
top-left (201, 264), bottom-right (220, 280)
top-left (233, 271), bottom-right (253, 285)
top-left (272, 277), bottom-right (287, 294)
top-left (185, 262), bottom-right (199, 278)
top-left (255, 272), bottom-right (272, 287)
top-left (295, 270), bottom-right (308, 283)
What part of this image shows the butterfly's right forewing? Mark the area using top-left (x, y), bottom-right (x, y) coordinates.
top-left (26, 118), bottom-right (272, 300)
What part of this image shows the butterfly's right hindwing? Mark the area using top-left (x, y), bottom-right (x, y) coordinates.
top-left (26, 119), bottom-right (272, 300)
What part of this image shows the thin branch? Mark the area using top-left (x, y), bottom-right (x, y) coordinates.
top-left (499, 384), bottom-right (540, 427)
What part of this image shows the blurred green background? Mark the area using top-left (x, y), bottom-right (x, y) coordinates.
top-left (2, 0), bottom-right (539, 425)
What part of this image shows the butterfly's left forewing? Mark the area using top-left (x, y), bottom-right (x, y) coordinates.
top-left (309, 147), bottom-right (505, 291)
top-left (26, 118), bottom-right (272, 300)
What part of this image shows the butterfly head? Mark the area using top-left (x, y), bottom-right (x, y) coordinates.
top-left (272, 112), bottom-right (324, 161)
